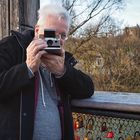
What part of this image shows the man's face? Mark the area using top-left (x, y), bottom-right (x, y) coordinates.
top-left (35, 15), bottom-right (69, 46)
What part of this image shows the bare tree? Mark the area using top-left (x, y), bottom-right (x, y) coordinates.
top-left (62, 0), bottom-right (125, 35)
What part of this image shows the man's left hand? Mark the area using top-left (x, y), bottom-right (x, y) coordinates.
top-left (41, 48), bottom-right (65, 76)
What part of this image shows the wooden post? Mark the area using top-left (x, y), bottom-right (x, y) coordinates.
top-left (19, 0), bottom-right (40, 32)
top-left (0, 0), bottom-right (9, 39)
top-left (0, 0), bottom-right (39, 39)
top-left (0, 0), bottom-right (19, 39)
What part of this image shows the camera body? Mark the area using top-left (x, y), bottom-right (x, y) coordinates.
top-left (45, 38), bottom-right (60, 47)
top-left (43, 29), bottom-right (61, 55)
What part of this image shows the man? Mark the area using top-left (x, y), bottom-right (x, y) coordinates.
top-left (0, 4), bottom-right (94, 140)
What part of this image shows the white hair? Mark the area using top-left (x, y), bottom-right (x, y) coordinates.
top-left (37, 4), bottom-right (71, 28)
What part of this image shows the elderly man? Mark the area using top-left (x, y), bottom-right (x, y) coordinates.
top-left (0, 4), bottom-right (94, 140)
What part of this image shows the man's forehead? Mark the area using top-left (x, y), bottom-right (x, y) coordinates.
top-left (45, 15), bottom-right (68, 26)
top-left (44, 15), bottom-right (69, 31)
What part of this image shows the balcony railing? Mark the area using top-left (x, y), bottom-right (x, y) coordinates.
top-left (72, 91), bottom-right (140, 140)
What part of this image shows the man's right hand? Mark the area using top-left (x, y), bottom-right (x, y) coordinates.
top-left (26, 38), bottom-right (47, 73)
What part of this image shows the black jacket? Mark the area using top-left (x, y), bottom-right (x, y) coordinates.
top-left (0, 30), bottom-right (94, 140)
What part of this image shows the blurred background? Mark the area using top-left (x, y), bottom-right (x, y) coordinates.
top-left (41, 0), bottom-right (140, 92)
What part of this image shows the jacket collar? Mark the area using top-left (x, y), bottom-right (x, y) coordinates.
top-left (11, 29), bottom-right (34, 49)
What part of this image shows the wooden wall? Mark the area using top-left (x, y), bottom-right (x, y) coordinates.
top-left (19, 0), bottom-right (40, 32)
top-left (0, 0), bottom-right (19, 39)
top-left (0, 0), bottom-right (39, 39)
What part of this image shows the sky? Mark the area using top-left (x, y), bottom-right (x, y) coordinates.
top-left (115, 0), bottom-right (140, 27)
top-left (40, 0), bottom-right (140, 28)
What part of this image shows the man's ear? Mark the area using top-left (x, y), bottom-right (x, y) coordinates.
top-left (35, 25), bottom-right (39, 34)
top-left (34, 25), bottom-right (44, 38)
top-left (34, 25), bottom-right (40, 38)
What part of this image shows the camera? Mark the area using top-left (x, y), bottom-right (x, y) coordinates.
top-left (43, 29), bottom-right (61, 55)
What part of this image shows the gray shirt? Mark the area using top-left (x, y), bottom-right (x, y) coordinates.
top-left (33, 67), bottom-right (62, 140)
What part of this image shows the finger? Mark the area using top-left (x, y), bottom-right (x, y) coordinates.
top-left (60, 48), bottom-right (65, 57)
top-left (41, 53), bottom-right (57, 59)
top-left (31, 41), bottom-right (47, 56)
top-left (28, 39), bottom-right (47, 50)
top-left (36, 50), bottom-right (46, 60)
top-left (33, 44), bottom-right (47, 55)
top-left (33, 36), bottom-right (38, 40)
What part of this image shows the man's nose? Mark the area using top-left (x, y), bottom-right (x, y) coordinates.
top-left (60, 39), bottom-right (65, 46)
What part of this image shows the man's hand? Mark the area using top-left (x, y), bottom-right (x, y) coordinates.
top-left (26, 38), bottom-right (47, 73)
top-left (41, 48), bottom-right (65, 76)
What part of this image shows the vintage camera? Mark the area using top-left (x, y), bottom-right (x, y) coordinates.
top-left (43, 29), bottom-right (61, 55)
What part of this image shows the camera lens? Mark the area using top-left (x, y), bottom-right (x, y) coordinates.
top-left (47, 40), bottom-right (53, 46)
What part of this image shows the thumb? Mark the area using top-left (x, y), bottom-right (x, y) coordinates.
top-left (61, 48), bottom-right (65, 57)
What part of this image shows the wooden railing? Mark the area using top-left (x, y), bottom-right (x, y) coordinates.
top-left (72, 91), bottom-right (140, 140)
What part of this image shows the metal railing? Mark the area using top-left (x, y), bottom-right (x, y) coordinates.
top-left (72, 91), bottom-right (140, 140)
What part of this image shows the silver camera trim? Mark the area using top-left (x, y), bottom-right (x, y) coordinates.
top-left (44, 37), bottom-right (61, 55)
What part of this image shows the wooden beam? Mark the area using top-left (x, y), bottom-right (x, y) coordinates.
top-left (19, 0), bottom-right (40, 31)
top-left (0, 0), bottom-right (39, 39)
top-left (0, 0), bottom-right (9, 39)
top-left (9, 0), bottom-right (19, 32)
